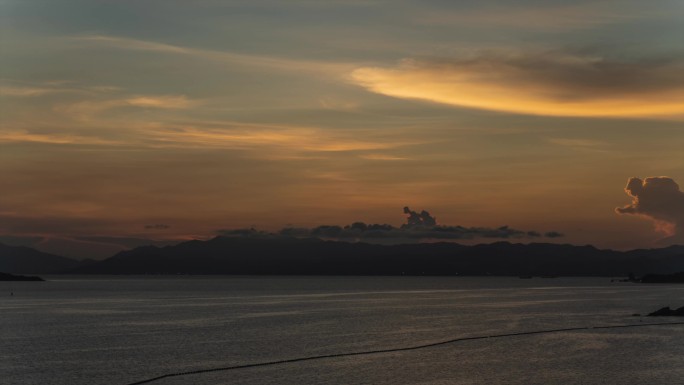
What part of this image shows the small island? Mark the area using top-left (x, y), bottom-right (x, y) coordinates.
top-left (640, 272), bottom-right (684, 283)
top-left (647, 306), bottom-right (684, 317)
top-left (0, 272), bottom-right (45, 281)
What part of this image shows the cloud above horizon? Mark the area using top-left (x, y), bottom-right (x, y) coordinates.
top-left (218, 207), bottom-right (564, 242)
top-left (351, 52), bottom-right (684, 118)
top-left (0, 80), bottom-right (420, 156)
top-left (616, 177), bottom-right (684, 239)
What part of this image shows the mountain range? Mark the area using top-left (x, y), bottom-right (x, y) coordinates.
top-left (4, 236), bottom-right (680, 276)
top-left (0, 243), bottom-right (84, 274)
top-left (2, 237), bottom-right (684, 276)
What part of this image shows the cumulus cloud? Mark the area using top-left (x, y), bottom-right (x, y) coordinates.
top-left (218, 207), bottom-right (564, 242)
top-left (351, 52), bottom-right (684, 118)
top-left (403, 206), bottom-right (437, 227)
top-left (616, 176), bottom-right (684, 239)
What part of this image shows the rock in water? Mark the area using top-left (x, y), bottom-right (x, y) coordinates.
top-left (647, 306), bottom-right (684, 316)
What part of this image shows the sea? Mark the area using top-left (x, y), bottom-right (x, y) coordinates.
top-left (1, 276), bottom-right (683, 385)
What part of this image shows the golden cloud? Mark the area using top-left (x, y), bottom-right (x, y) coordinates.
top-left (351, 53), bottom-right (684, 119)
top-left (0, 130), bottom-right (123, 146)
top-left (144, 123), bottom-right (417, 154)
top-left (54, 95), bottom-right (195, 121)
top-left (359, 154), bottom-right (409, 161)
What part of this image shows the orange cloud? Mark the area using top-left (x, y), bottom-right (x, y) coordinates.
top-left (616, 177), bottom-right (684, 239)
top-left (351, 53), bottom-right (684, 119)
top-left (359, 154), bottom-right (409, 161)
top-left (0, 130), bottom-right (123, 145)
top-left (54, 94), bottom-right (195, 121)
top-left (144, 123), bottom-right (418, 154)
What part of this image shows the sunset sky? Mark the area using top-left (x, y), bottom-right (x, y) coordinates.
top-left (1, 0), bottom-right (683, 258)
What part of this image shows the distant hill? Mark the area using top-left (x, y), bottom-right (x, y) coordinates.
top-left (68, 236), bottom-right (684, 276)
top-left (0, 243), bottom-right (83, 274)
top-left (0, 272), bottom-right (44, 281)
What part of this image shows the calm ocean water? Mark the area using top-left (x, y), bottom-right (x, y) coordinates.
top-left (1, 276), bottom-right (683, 385)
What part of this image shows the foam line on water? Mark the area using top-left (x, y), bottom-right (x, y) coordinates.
top-left (124, 321), bottom-right (684, 385)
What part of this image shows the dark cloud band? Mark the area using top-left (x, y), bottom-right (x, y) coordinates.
top-left (218, 207), bottom-right (563, 242)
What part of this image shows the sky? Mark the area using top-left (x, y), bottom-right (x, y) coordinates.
top-left (1, 0), bottom-right (683, 258)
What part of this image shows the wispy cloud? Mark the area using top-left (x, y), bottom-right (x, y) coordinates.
top-left (0, 83), bottom-right (121, 97)
top-left (71, 35), bottom-right (356, 76)
top-left (0, 130), bottom-right (124, 146)
top-left (318, 97), bottom-right (360, 111)
top-left (124, 95), bottom-right (194, 109)
top-left (0, 86), bottom-right (63, 97)
top-left (143, 122), bottom-right (418, 154)
top-left (351, 52), bottom-right (684, 119)
top-left (415, 2), bottom-right (649, 31)
top-left (359, 153), bottom-right (409, 161)
top-left (55, 95), bottom-right (195, 121)
top-left (2, 92), bottom-right (422, 154)
top-left (547, 138), bottom-right (611, 153)
top-left (548, 138), bottom-right (605, 148)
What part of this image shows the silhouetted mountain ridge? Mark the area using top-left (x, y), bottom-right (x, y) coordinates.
top-left (0, 242), bottom-right (83, 274)
top-left (68, 236), bottom-right (684, 276)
